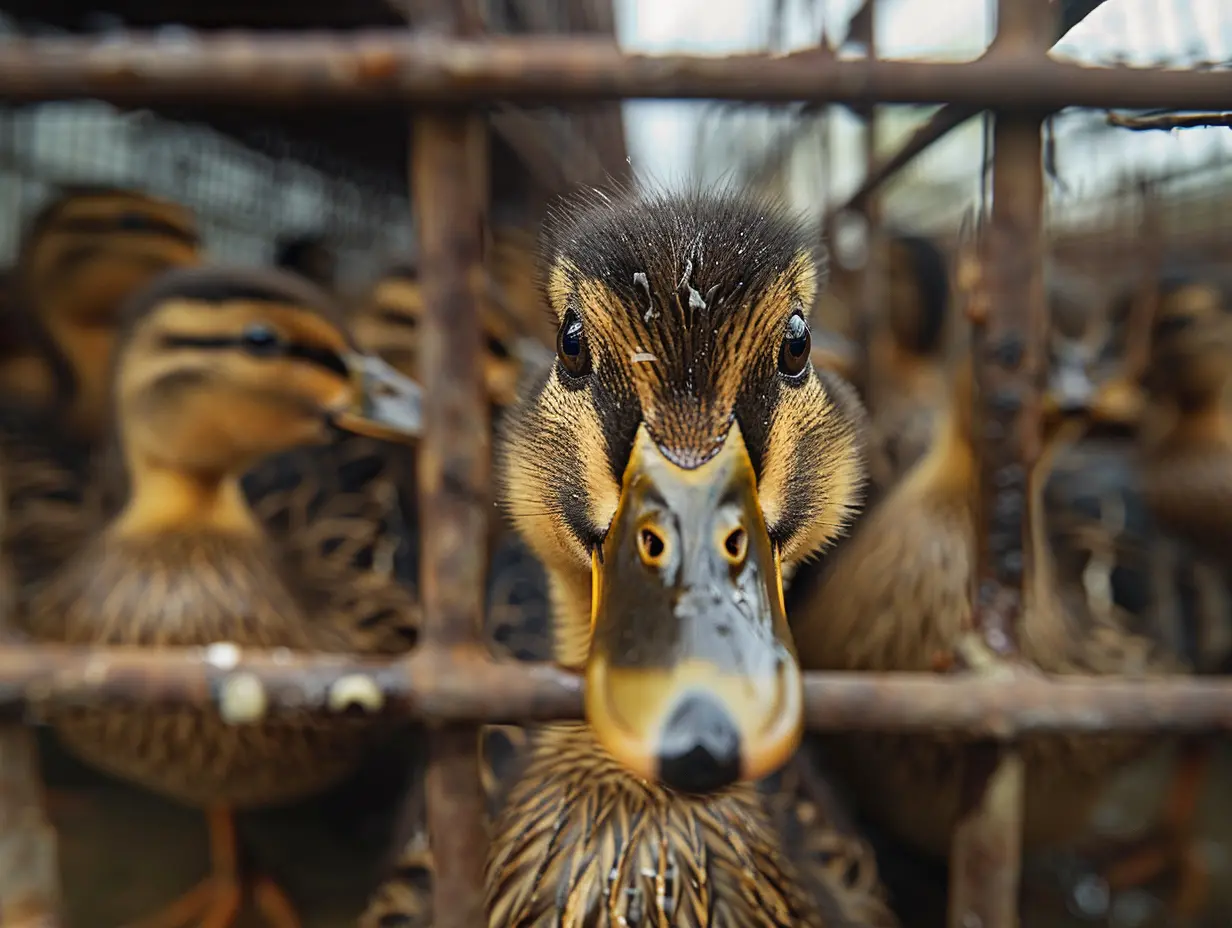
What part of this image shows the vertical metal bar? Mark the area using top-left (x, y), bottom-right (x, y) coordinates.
top-left (0, 727), bottom-right (60, 926)
top-left (949, 2), bottom-right (1054, 926)
top-left (854, 0), bottom-right (880, 409)
top-left (411, 3), bottom-right (490, 926)
top-left (0, 461), bottom-right (60, 927)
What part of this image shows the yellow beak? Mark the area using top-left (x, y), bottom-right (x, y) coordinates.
top-left (586, 422), bottom-right (803, 793)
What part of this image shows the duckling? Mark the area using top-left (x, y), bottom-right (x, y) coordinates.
top-left (350, 250), bottom-right (555, 661)
top-left (8, 186), bottom-right (203, 445)
top-left (0, 266), bottom-right (59, 406)
top-left (1066, 273), bottom-right (1232, 917)
top-left (788, 314), bottom-right (1188, 876)
top-left (363, 189), bottom-right (896, 927)
top-left (19, 265), bottom-right (422, 928)
top-left (1135, 275), bottom-right (1232, 562)
top-left (863, 232), bottom-right (953, 488)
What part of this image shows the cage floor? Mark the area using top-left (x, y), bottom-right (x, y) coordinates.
top-left (43, 726), bottom-right (415, 928)
top-left (42, 728), bottom-right (1232, 927)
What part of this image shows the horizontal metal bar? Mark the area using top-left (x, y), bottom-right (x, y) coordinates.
top-left (3, 643), bottom-right (1232, 737)
top-left (0, 33), bottom-right (1229, 109)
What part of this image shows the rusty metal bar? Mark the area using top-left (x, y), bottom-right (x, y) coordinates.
top-left (0, 34), bottom-right (1228, 108)
top-left (836, 0), bottom-right (1113, 216)
top-left (0, 643), bottom-right (1231, 735)
top-left (853, 1), bottom-right (881, 416)
top-left (1107, 110), bottom-right (1232, 131)
top-left (0, 726), bottom-right (60, 925)
top-left (411, 3), bottom-right (490, 923)
top-left (948, 1), bottom-right (1055, 925)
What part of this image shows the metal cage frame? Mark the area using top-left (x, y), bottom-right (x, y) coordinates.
top-left (2, 1), bottom-right (1232, 926)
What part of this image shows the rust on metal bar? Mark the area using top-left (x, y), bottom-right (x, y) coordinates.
top-left (0, 34), bottom-right (1229, 109)
top-left (852, 0), bottom-right (880, 426)
top-left (0, 644), bottom-right (580, 724)
top-left (1107, 110), bottom-right (1232, 131)
top-left (0, 726), bottom-right (61, 925)
top-left (411, 2), bottom-right (490, 922)
top-left (0, 644), bottom-right (1231, 735)
top-left (948, 2), bottom-right (1055, 925)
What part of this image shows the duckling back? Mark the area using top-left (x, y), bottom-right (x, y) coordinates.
top-left (27, 527), bottom-right (375, 808)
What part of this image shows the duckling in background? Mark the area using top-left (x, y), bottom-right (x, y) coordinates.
top-left (275, 233), bottom-right (338, 294)
top-left (1021, 270), bottom-right (1232, 923)
top-left (1134, 275), bottom-right (1232, 564)
top-left (863, 232), bottom-right (953, 488)
top-left (365, 188), bottom-right (896, 927)
top-left (350, 247), bottom-right (554, 662)
top-left (8, 186), bottom-right (203, 446)
top-left (19, 266), bottom-right (422, 928)
top-left (788, 276), bottom-right (1194, 913)
top-left (0, 266), bottom-right (58, 406)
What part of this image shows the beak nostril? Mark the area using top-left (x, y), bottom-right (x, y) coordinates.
top-left (637, 526), bottom-right (668, 567)
top-left (722, 527), bottom-right (748, 566)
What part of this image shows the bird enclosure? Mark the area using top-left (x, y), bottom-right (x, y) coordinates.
top-left (0, 1), bottom-right (1231, 927)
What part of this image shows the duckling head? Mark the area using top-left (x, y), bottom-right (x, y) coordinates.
top-left (352, 256), bottom-right (537, 411)
top-left (16, 185), bottom-right (203, 440)
top-left (110, 266), bottom-right (420, 531)
top-left (499, 188), bottom-right (867, 793)
top-left (1143, 275), bottom-right (1232, 410)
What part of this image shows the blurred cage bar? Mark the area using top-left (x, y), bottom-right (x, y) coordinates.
top-left (0, 0), bottom-right (1230, 926)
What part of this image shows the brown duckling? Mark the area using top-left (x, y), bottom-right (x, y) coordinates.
top-left (19, 266), bottom-right (422, 928)
top-left (8, 186), bottom-right (203, 445)
top-left (788, 322), bottom-right (1188, 879)
top-left (863, 232), bottom-right (953, 488)
top-left (363, 189), bottom-right (895, 927)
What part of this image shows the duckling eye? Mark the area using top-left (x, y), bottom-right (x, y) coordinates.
top-left (778, 311), bottom-right (811, 378)
top-left (556, 308), bottom-right (591, 377)
top-left (240, 323), bottom-right (282, 357)
top-left (115, 212), bottom-right (154, 232)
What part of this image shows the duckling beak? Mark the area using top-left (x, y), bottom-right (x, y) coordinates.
top-left (1044, 345), bottom-right (1095, 418)
top-left (586, 421), bottom-right (803, 794)
top-left (330, 353), bottom-right (423, 443)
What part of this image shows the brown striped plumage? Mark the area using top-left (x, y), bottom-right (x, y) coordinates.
top-left (361, 189), bottom-right (893, 928)
top-left (16, 264), bottom-right (420, 926)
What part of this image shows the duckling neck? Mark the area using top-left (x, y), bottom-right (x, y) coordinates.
top-left (903, 398), bottom-right (976, 503)
top-left (113, 455), bottom-right (259, 539)
top-left (545, 565), bottom-right (593, 669)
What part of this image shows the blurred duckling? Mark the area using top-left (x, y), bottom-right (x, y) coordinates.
top-left (788, 300), bottom-right (1190, 891)
top-left (19, 266), bottom-right (422, 928)
top-left (863, 232), bottom-right (953, 488)
top-left (7, 186), bottom-right (203, 445)
top-left (1038, 271), bottom-right (1232, 919)
top-left (350, 244), bottom-right (555, 661)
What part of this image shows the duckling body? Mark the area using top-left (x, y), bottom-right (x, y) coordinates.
top-left (490, 190), bottom-right (888, 926)
top-left (790, 359), bottom-right (1185, 863)
top-left (864, 233), bottom-right (952, 484)
top-left (32, 523), bottom-right (383, 808)
top-left (18, 266), bottom-right (422, 927)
